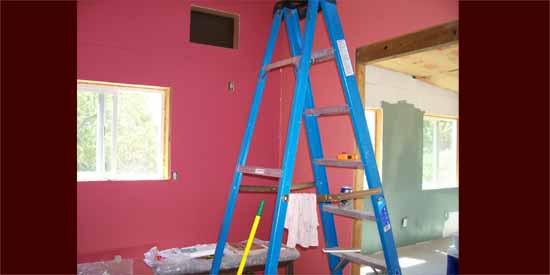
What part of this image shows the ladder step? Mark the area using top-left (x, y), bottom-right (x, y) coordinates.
top-left (263, 47), bottom-right (334, 71)
top-left (240, 181), bottom-right (316, 193)
top-left (327, 250), bottom-right (387, 272)
top-left (314, 159), bottom-right (363, 168)
top-left (318, 188), bottom-right (381, 202)
top-left (304, 105), bottom-right (350, 116)
top-left (238, 166), bottom-right (282, 178)
top-left (322, 247), bottom-right (361, 253)
top-left (310, 47), bottom-right (335, 64)
top-left (263, 55), bottom-right (300, 72)
top-left (322, 204), bottom-right (376, 221)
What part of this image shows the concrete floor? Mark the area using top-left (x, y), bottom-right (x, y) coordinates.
top-left (361, 238), bottom-right (453, 275)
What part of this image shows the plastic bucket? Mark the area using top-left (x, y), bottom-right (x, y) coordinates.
top-left (446, 246), bottom-right (459, 275)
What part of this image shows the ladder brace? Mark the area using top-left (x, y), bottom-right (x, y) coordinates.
top-left (263, 47), bottom-right (334, 71)
top-left (317, 188), bottom-right (381, 202)
top-left (239, 181), bottom-right (316, 192)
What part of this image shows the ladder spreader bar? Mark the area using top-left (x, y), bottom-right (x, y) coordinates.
top-left (238, 166), bottom-right (282, 178)
top-left (323, 204), bottom-right (376, 221)
top-left (305, 105), bottom-right (349, 116)
top-left (314, 159), bottom-right (363, 168)
top-left (240, 181), bottom-right (316, 193)
top-left (318, 188), bottom-right (381, 202)
top-left (263, 47), bottom-right (334, 71)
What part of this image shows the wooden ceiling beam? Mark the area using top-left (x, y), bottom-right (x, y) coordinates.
top-left (356, 20), bottom-right (458, 65)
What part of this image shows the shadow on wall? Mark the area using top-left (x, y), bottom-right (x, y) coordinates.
top-left (362, 100), bottom-right (458, 253)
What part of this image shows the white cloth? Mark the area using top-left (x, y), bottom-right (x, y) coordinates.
top-left (284, 193), bottom-right (319, 248)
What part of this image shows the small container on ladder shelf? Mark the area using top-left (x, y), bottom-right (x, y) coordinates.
top-left (337, 152), bottom-right (357, 160)
top-left (339, 186), bottom-right (353, 209)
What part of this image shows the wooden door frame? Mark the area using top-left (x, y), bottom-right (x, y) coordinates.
top-left (351, 20), bottom-right (458, 275)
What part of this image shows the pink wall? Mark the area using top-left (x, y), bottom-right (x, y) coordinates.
top-left (77, 0), bottom-right (283, 272)
top-left (278, 1), bottom-right (457, 274)
top-left (78, 0), bottom-right (456, 273)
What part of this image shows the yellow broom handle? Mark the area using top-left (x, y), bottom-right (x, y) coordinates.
top-left (237, 200), bottom-right (265, 275)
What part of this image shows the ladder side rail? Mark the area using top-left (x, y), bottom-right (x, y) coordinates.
top-left (319, 1), bottom-right (402, 274)
top-left (210, 11), bottom-right (284, 275)
top-left (264, 1), bottom-right (321, 273)
top-left (284, 8), bottom-right (342, 275)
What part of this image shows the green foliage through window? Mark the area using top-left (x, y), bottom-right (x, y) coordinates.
top-left (422, 116), bottom-right (458, 189)
top-left (77, 92), bottom-right (97, 172)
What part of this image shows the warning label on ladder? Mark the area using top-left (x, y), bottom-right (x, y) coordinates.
top-left (337, 39), bottom-right (354, 77)
top-left (377, 198), bottom-right (392, 232)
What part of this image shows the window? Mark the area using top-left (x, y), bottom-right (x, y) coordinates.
top-left (422, 115), bottom-right (458, 189)
top-left (77, 80), bottom-right (170, 181)
top-left (190, 6), bottom-right (239, 49)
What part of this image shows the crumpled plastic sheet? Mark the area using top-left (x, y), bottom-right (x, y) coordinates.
top-left (148, 240), bottom-right (300, 275)
top-left (77, 258), bottom-right (133, 275)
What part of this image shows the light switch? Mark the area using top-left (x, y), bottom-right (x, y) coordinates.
top-left (402, 217), bottom-right (408, 228)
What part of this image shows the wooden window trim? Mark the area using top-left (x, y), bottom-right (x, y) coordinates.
top-left (352, 106), bottom-right (382, 274)
top-left (77, 79), bottom-right (172, 180)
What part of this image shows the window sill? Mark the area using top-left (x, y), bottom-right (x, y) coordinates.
top-left (77, 177), bottom-right (171, 183)
top-left (422, 184), bottom-right (458, 191)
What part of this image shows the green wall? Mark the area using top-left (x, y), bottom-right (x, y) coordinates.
top-left (362, 100), bottom-right (458, 253)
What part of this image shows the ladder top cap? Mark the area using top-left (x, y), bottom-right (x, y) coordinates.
top-left (273, 0), bottom-right (336, 20)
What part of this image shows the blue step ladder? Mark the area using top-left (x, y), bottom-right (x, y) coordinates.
top-left (211, 1), bottom-right (401, 274)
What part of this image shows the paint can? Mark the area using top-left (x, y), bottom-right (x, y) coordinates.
top-left (339, 186), bottom-right (352, 208)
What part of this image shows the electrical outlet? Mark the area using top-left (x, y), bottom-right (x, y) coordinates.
top-left (401, 217), bottom-right (408, 228)
top-left (172, 171), bottom-right (178, 181)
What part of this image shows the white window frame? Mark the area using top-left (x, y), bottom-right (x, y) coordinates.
top-left (77, 80), bottom-right (171, 182)
top-left (422, 115), bottom-right (459, 190)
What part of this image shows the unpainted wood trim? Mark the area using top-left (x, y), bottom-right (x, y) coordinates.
top-left (190, 5), bottom-right (239, 21)
top-left (163, 88), bottom-right (172, 180)
top-left (370, 44), bottom-right (459, 94)
top-left (424, 113), bottom-right (459, 120)
top-left (351, 63), bottom-right (366, 275)
top-left (356, 20), bottom-right (458, 65)
top-left (78, 79), bottom-right (170, 92)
